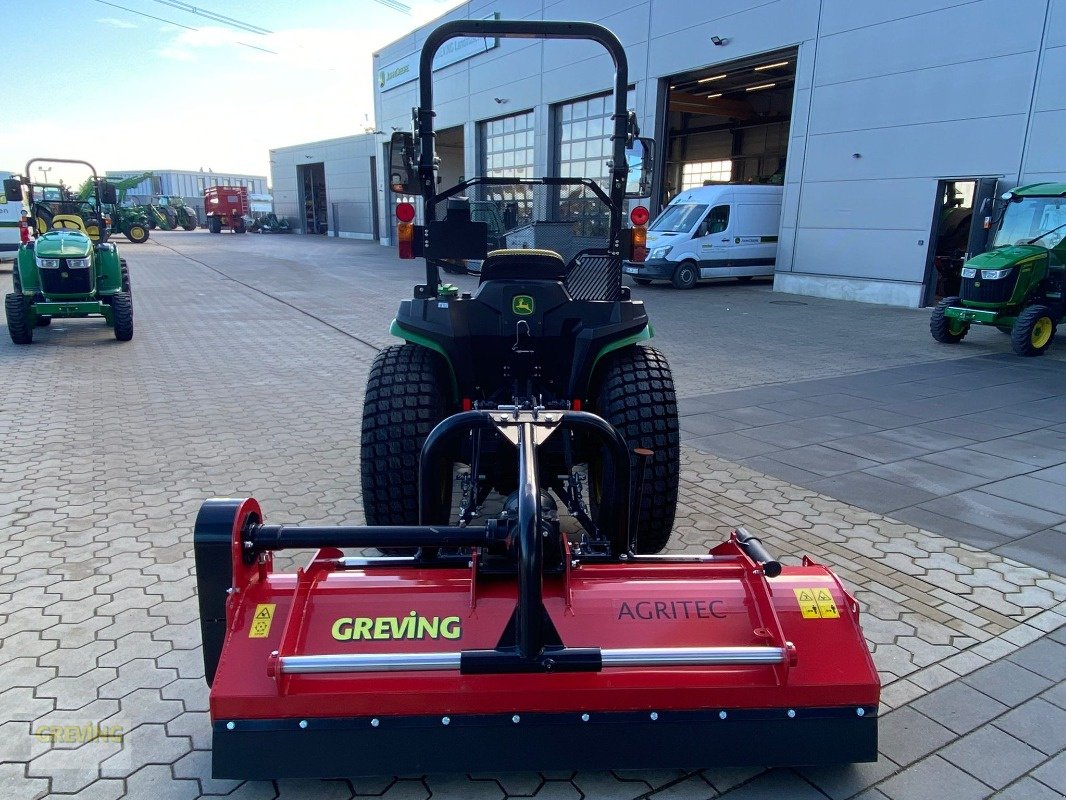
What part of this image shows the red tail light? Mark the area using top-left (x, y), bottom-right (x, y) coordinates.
top-left (396, 202), bottom-right (416, 259)
top-left (397, 222), bottom-right (414, 259)
top-left (630, 206), bottom-right (649, 262)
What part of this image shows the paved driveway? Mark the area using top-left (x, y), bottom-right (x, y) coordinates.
top-left (1, 232), bottom-right (1062, 800)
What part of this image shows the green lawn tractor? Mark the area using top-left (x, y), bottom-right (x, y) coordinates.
top-left (931, 183), bottom-right (1066, 356)
top-left (363, 20), bottom-right (677, 554)
top-left (109, 204), bottom-right (150, 243)
top-left (4, 159), bottom-right (133, 345)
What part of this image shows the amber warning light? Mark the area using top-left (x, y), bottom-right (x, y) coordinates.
top-left (630, 206), bottom-right (649, 262)
top-left (396, 202), bottom-right (416, 259)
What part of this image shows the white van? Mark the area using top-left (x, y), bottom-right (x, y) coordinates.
top-left (624, 184), bottom-right (782, 288)
top-left (0, 171), bottom-right (24, 263)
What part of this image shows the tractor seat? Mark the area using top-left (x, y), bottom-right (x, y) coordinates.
top-left (479, 249), bottom-right (567, 283)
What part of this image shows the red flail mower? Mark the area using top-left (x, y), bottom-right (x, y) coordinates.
top-left (196, 411), bottom-right (878, 779)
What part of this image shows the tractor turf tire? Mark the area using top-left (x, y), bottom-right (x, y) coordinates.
top-left (6, 293), bottom-right (32, 344)
top-left (592, 344), bottom-right (680, 554)
top-left (120, 259), bottom-right (131, 294)
top-left (930, 296), bottom-right (968, 344)
top-left (111, 291), bottom-right (134, 341)
top-left (672, 261), bottom-right (698, 290)
top-left (125, 225), bottom-right (149, 244)
top-left (361, 344), bottom-right (453, 553)
top-left (1012, 304), bottom-right (1056, 357)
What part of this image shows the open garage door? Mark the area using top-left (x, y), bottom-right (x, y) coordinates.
top-left (659, 48), bottom-right (798, 210)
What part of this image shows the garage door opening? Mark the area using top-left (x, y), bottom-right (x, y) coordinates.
top-left (660, 48), bottom-right (798, 208)
top-left (298, 162), bottom-right (327, 234)
top-left (922, 178), bottom-right (999, 305)
top-left (436, 125), bottom-right (465, 189)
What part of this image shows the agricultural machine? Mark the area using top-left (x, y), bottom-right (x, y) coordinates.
top-left (249, 212), bottom-right (291, 233)
top-left (4, 158), bottom-right (133, 344)
top-left (931, 183), bottom-right (1066, 356)
top-left (205, 185), bottom-right (249, 233)
top-left (194, 20), bottom-right (878, 779)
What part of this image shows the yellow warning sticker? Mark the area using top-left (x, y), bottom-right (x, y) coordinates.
top-left (793, 588), bottom-right (839, 619)
top-left (249, 603), bottom-right (276, 638)
top-left (814, 588), bottom-right (840, 619)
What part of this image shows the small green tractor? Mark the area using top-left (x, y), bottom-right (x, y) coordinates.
top-left (5, 159), bottom-right (133, 344)
top-left (931, 183), bottom-right (1066, 356)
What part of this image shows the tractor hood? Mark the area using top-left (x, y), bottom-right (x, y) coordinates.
top-left (35, 230), bottom-right (93, 259)
top-left (967, 244), bottom-right (1047, 270)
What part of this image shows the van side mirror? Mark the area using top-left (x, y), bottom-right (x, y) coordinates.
top-left (3, 178), bottom-right (21, 202)
top-left (100, 182), bottom-right (118, 204)
top-left (388, 131), bottom-right (418, 195)
top-left (624, 137), bottom-right (654, 198)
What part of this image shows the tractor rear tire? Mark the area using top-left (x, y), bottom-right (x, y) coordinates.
top-left (5, 293), bottom-right (32, 344)
top-left (111, 291), bottom-right (134, 341)
top-left (125, 225), bottom-right (149, 244)
top-left (1012, 304), bottom-right (1056, 357)
top-left (671, 261), bottom-right (698, 290)
top-left (592, 344), bottom-right (680, 554)
top-left (361, 344), bottom-right (454, 553)
top-left (182, 222), bottom-right (197, 231)
top-left (930, 296), bottom-right (968, 343)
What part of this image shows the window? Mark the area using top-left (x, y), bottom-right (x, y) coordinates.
top-left (151, 176), bottom-right (163, 195)
top-left (197, 178), bottom-right (205, 192)
top-left (682, 160), bottom-right (732, 189)
top-left (556, 93), bottom-right (611, 187)
top-left (698, 205), bottom-right (730, 237)
top-left (479, 110), bottom-right (535, 179)
top-left (478, 110), bottom-right (536, 223)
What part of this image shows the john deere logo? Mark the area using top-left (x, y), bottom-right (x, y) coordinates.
top-left (512, 295), bottom-right (534, 315)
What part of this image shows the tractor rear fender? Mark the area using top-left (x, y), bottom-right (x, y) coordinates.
top-left (388, 319), bottom-right (460, 401)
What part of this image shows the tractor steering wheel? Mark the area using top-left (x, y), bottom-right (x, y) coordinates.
top-left (52, 218), bottom-right (83, 230)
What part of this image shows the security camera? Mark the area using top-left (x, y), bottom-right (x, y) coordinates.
top-left (711, 36), bottom-right (728, 46)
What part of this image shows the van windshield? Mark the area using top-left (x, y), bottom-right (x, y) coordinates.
top-left (649, 203), bottom-right (707, 233)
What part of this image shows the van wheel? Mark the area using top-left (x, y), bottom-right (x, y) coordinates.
top-left (671, 261), bottom-right (698, 290)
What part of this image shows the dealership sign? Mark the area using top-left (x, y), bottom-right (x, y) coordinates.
top-left (378, 14), bottom-right (498, 92)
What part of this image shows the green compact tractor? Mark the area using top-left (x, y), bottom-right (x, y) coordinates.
top-left (109, 204), bottom-right (151, 243)
top-left (4, 159), bottom-right (133, 344)
top-left (931, 183), bottom-right (1066, 356)
top-left (363, 20), bottom-right (676, 554)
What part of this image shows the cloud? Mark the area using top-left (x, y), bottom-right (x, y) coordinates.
top-left (97, 17), bottom-right (138, 29)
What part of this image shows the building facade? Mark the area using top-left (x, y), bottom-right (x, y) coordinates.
top-left (271, 0), bottom-right (1065, 307)
top-left (105, 169), bottom-right (269, 223)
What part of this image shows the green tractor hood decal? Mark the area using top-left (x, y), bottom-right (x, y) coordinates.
top-left (35, 231), bottom-right (92, 259)
top-left (966, 244), bottom-right (1047, 270)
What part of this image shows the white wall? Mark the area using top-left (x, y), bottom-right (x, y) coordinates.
top-left (270, 134), bottom-right (385, 236)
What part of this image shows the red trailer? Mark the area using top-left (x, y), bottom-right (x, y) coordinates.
top-left (205, 186), bottom-right (248, 234)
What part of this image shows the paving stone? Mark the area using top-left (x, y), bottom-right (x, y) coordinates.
top-left (910, 681), bottom-right (1009, 734)
top-left (991, 775), bottom-right (1066, 800)
top-left (123, 764), bottom-right (201, 800)
top-left (799, 757), bottom-right (898, 800)
top-left (710, 768), bottom-right (823, 798)
top-left (962, 659), bottom-right (1055, 707)
top-left (879, 755), bottom-right (990, 800)
top-left (876, 708), bottom-right (956, 767)
top-left (1007, 638), bottom-right (1066, 681)
top-left (1031, 751), bottom-right (1066, 796)
top-left (941, 724), bottom-right (1045, 789)
top-left (805, 473), bottom-right (937, 515)
top-left (993, 698), bottom-right (1066, 756)
top-left (0, 763), bottom-right (50, 800)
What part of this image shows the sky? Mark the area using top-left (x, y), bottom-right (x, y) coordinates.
top-left (0, 0), bottom-right (465, 184)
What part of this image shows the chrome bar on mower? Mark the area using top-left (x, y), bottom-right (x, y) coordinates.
top-left (600, 646), bottom-right (787, 667)
top-left (275, 646), bottom-right (788, 675)
top-left (279, 652), bottom-right (462, 674)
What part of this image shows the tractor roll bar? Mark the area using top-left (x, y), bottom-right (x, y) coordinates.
top-left (416, 20), bottom-right (630, 246)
